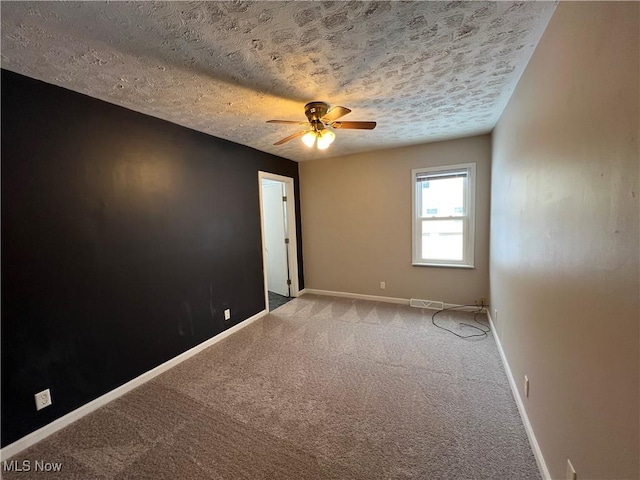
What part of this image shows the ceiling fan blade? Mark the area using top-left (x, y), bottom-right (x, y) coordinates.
top-left (321, 106), bottom-right (351, 123)
top-left (273, 130), bottom-right (307, 145)
top-left (267, 120), bottom-right (309, 125)
top-left (331, 121), bottom-right (377, 130)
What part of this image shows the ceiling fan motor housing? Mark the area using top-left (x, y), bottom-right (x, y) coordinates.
top-left (305, 102), bottom-right (329, 123)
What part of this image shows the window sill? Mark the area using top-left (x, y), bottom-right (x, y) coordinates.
top-left (412, 262), bottom-right (475, 269)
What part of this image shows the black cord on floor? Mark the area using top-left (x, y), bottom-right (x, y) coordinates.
top-left (431, 304), bottom-right (490, 339)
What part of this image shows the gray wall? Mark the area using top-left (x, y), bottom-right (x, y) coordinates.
top-left (300, 135), bottom-right (491, 305)
top-left (490, 2), bottom-right (639, 478)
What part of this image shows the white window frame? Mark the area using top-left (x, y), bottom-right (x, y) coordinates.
top-left (411, 163), bottom-right (476, 268)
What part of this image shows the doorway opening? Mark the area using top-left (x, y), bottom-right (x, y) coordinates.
top-left (258, 172), bottom-right (299, 312)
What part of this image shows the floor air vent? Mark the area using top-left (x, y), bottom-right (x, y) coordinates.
top-left (409, 299), bottom-right (444, 310)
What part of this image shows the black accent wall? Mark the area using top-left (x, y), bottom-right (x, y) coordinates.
top-left (1, 69), bottom-right (304, 447)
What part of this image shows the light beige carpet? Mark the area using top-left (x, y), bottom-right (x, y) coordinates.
top-left (2, 294), bottom-right (539, 479)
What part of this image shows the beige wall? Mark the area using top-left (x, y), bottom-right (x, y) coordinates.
top-left (491, 2), bottom-right (639, 479)
top-left (299, 135), bottom-right (490, 305)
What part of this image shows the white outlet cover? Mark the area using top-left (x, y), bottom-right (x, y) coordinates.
top-left (524, 375), bottom-right (529, 398)
top-left (224, 309), bottom-right (231, 320)
top-left (35, 388), bottom-right (52, 411)
top-left (380, 282), bottom-right (385, 289)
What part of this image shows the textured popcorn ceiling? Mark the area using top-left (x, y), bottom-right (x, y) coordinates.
top-left (1, 1), bottom-right (556, 162)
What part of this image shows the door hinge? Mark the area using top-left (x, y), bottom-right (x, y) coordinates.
top-left (284, 238), bottom-right (290, 244)
top-left (287, 279), bottom-right (292, 286)
top-left (282, 196), bottom-right (287, 202)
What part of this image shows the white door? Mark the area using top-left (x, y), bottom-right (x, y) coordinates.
top-left (262, 180), bottom-right (289, 297)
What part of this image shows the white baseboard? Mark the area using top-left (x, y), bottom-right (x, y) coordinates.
top-left (442, 302), bottom-right (488, 313)
top-left (487, 311), bottom-right (550, 480)
top-left (301, 289), bottom-right (487, 314)
top-left (0, 309), bottom-right (268, 461)
top-left (302, 288), bottom-right (410, 305)
top-left (297, 288), bottom-right (306, 296)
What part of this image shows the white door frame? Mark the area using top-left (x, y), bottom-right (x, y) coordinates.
top-left (258, 171), bottom-right (300, 311)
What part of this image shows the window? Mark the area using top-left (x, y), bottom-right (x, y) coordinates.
top-left (412, 163), bottom-right (476, 267)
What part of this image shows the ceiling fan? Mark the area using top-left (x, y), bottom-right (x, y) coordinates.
top-left (267, 101), bottom-right (377, 149)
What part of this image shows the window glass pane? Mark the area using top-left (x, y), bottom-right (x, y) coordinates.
top-left (421, 219), bottom-right (463, 261)
top-left (421, 176), bottom-right (464, 217)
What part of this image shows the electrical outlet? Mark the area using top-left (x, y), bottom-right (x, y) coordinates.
top-left (566, 459), bottom-right (577, 480)
top-left (380, 281), bottom-right (386, 290)
top-left (524, 375), bottom-right (530, 398)
top-left (35, 389), bottom-right (52, 411)
top-left (494, 309), bottom-right (498, 321)
top-left (224, 309), bottom-right (231, 321)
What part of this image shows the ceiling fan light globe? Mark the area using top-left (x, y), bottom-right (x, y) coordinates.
top-left (316, 137), bottom-right (332, 150)
top-left (320, 130), bottom-right (336, 145)
top-left (301, 131), bottom-right (317, 147)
